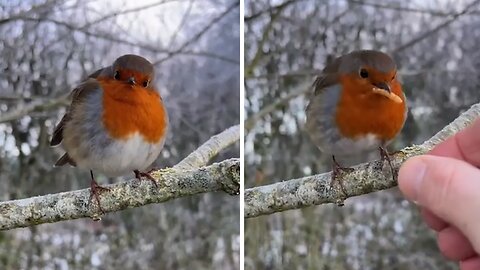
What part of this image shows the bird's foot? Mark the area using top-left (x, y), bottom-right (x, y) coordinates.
top-left (379, 146), bottom-right (396, 181)
top-left (89, 177), bottom-right (110, 214)
top-left (134, 169), bottom-right (158, 188)
top-left (331, 156), bottom-right (354, 196)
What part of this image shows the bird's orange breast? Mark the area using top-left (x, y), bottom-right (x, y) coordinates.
top-left (99, 79), bottom-right (167, 143)
top-left (335, 76), bottom-right (406, 141)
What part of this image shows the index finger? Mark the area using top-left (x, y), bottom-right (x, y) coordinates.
top-left (430, 118), bottom-right (480, 167)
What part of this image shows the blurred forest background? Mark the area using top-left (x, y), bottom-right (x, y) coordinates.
top-left (245, 0), bottom-right (480, 269)
top-left (0, 0), bottom-right (239, 269)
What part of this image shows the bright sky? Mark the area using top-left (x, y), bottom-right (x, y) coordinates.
top-left (84, 0), bottom-right (219, 48)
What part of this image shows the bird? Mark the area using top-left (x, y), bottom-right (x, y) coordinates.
top-left (305, 50), bottom-right (407, 194)
top-left (50, 54), bottom-right (169, 211)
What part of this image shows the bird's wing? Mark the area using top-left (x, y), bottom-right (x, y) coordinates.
top-left (54, 153), bottom-right (77, 167)
top-left (312, 55), bottom-right (343, 96)
top-left (50, 78), bottom-right (101, 147)
top-left (87, 67), bottom-right (106, 79)
top-left (312, 73), bottom-right (339, 96)
top-left (306, 55), bottom-right (344, 121)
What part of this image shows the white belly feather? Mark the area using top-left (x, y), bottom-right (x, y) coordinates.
top-left (75, 132), bottom-right (165, 177)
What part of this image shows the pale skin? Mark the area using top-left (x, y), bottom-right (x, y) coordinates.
top-left (399, 118), bottom-right (480, 270)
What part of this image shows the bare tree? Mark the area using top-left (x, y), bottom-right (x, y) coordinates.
top-left (0, 1), bottom-right (240, 269)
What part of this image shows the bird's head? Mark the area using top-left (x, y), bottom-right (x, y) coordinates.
top-left (103, 54), bottom-right (155, 90)
top-left (340, 50), bottom-right (403, 104)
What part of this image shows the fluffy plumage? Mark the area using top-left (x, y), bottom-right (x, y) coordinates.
top-left (306, 50), bottom-right (407, 159)
top-left (51, 55), bottom-right (168, 176)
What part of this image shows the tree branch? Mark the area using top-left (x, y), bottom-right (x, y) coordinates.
top-left (153, 0), bottom-right (240, 65)
top-left (245, 103), bottom-right (480, 218)
top-left (0, 124), bottom-right (240, 230)
top-left (244, 0), bottom-right (304, 22)
top-left (0, 158), bottom-right (239, 231)
top-left (392, 0), bottom-right (480, 54)
top-left (245, 4), bottom-right (286, 78)
top-left (245, 81), bottom-right (311, 131)
top-left (0, 94), bottom-right (69, 123)
top-left (348, 0), bottom-right (480, 17)
top-left (153, 50), bottom-right (239, 65)
top-left (0, 0), bottom-right (58, 26)
top-left (1, 1), bottom-right (177, 54)
top-left (175, 124), bottom-right (240, 170)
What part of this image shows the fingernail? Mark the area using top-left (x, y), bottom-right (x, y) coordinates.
top-left (398, 158), bottom-right (427, 204)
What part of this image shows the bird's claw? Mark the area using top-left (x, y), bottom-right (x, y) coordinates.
top-left (134, 170), bottom-right (158, 188)
top-left (379, 146), bottom-right (396, 181)
top-left (331, 156), bottom-right (353, 197)
top-left (89, 179), bottom-right (110, 214)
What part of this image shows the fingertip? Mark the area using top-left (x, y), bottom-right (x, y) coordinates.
top-left (401, 155), bottom-right (480, 252)
top-left (431, 118), bottom-right (480, 166)
top-left (421, 208), bottom-right (448, 231)
top-left (460, 256), bottom-right (480, 270)
top-left (398, 156), bottom-right (427, 203)
top-left (437, 226), bottom-right (476, 261)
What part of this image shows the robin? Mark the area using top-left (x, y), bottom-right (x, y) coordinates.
top-left (305, 50), bottom-right (407, 193)
top-left (50, 54), bottom-right (168, 210)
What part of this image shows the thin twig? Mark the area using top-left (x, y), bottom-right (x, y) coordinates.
top-left (175, 124), bottom-right (240, 170)
top-left (167, 0), bottom-right (195, 48)
top-left (153, 0), bottom-right (240, 65)
top-left (245, 103), bottom-right (480, 218)
top-left (244, 0), bottom-right (304, 22)
top-left (392, 0), bottom-right (480, 54)
top-left (348, 0), bottom-right (480, 17)
top-left (245, 81), bottom-right (311, 131)
top-left (0, 94), bottom-right (70, 123)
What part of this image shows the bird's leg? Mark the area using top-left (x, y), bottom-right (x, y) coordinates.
top-left (133, 169), bottom-right (158, 188)
top-left (89, 170), bottom-right (110, 213)
top-left (146, 167), bottom-right (159, 173)
top-left (379, 146), bottom-right (396, 180)
top-left (331, 155), bottom-right (354, 195)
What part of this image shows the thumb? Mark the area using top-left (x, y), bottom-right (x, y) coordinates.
top-left (398, 155), bottom-right (480, 253)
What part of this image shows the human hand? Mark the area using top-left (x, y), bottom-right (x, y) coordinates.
top-left (399, 118), bottom-right (480, 270)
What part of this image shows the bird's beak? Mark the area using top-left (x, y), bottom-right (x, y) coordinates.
top-left (373, 82), bottom-right (391, 93)
top-left (371, 82), bottom-right (403, 104)
top-left (127, 77), bottom-right (136, 85)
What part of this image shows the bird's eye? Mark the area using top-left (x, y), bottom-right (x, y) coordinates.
top-left (391, 73), bottom-right (396, 81)
top-left (359, 68), bottom-right (369, 78)
top-left (114, 71), bottom-right (120, 80)
top-left (143, 80), bottom-right (149, 87)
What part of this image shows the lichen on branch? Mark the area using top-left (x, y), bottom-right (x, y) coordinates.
top-left (0, 124), bottom-right (240, 231)
top-left (0, 158), bottom-right (239, 230)
top-left (245, 103), bottom-right (480, 218)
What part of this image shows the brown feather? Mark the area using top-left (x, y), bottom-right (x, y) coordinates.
top-left (50, 114), bottom-right (68, 146)
top-left (54, 153), bottom-right (77, 167)
top-left (50, 79), bottom-right (99, 146)
top-left (50, 79), bottom-right (100, 167)
top-left (313, 74), bottom-right (339, 96)
top-left (88, 67), bottom-right (105, 79)
top-left (312, 55), bottom-right (343, 96)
